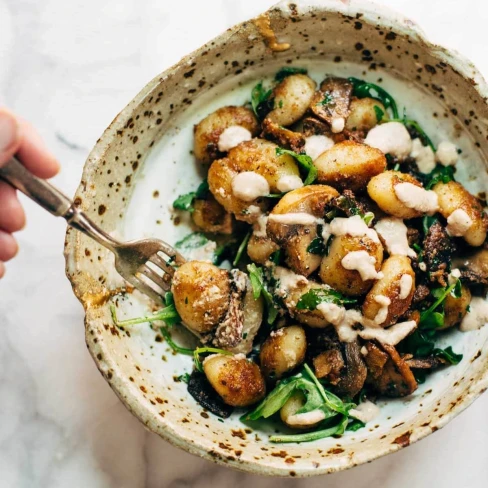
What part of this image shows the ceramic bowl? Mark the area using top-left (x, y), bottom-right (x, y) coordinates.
top-left (65, 0), bottom-right (488, 477)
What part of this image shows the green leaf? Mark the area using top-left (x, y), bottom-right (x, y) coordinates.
top-left (403, 119), bottom-right (435, 151)
top-left (296, 288), bottom-right (357, 310)
top-left (251, 82), bottom-right (273, 119)
top-left (422, 216), bottom-right (438, 236)
top-left (233, 231), bottom-right (252, 267)
top-left (177, 373), bottom-right (191, 384)
top-left (247, 264), bottom-right (279, 324)
top-left (160, 326), bottom-right (194, 355)
top-left (195, 179), bottom-right (210, 199)
top-left (373, 105), bottom-right (385, 123)
top-left (347, 418), bottom-right (366, 432)
top-left (348, 77), bottom-right (399, 118)
top-left (425, 164), bottom-right (455, 190)
top-left (269, 415), bottom-right (348, 443)
top-left (175, 232), bottom-right (209, 250)
top-left (419, 280), bottom-right (459, 328)
top-left (276, 147), bottom-right (317, 185)
top-left (274, 66), bottom-right (308, 82)
top-left (307, 236), bottom-right (327, 255)
top-left (193, 347), bottom-right (233, 373)
top-left (433, 346), bottom-right (463, 365)
top-left (173, 192), bottom-right (196, 212)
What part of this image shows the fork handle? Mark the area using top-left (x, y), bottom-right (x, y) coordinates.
top-left (0, 156), bottom-right (119, 252)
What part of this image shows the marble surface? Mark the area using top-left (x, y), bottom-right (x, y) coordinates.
top-left (0, 0), bottom-right (487, 486)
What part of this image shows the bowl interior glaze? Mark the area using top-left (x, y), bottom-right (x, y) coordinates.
top-left (65, 0), bottom-right (488, 477)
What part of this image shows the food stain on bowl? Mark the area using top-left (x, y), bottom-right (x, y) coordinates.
top-left (65, 0), bottom-right (488, 477)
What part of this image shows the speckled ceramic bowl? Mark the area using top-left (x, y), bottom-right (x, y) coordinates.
top-left (65, 0), bottom-right (488, 477)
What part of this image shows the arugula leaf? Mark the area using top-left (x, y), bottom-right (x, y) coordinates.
top-left (403, 119), bottom-right (435, 151)
top-left (422, 215), bottom-right (438, 236)
top-left (233, 231), bottom-right (251, 266)
top-left (251, 82), bottom-right (273, 119)
top-left (247, 263), bottom-right (279, 324)
top-left (160, 326), bottom-right (194, 355)
top-left (374, 105), bottom-right (385, 123)
top-left (175, 232), bottom-right (209, 250)
top-left (110, 292), bottom-right (181, 328)
top-left (433, 346), bottom-right (463, 365)
top-left (270, 249), bottom-right (282, 265)
top-left (193, 347), bottom-right (233, 373)
top-left (276, 147), bottom-right (317, 185)
top-left (347, 418), bottom-right (366, 432)
top-left (177, 373), bottom-right (191, 384)
top-left (348, 77), bottom-right (399, 118)
top-left (425, 164), bottom-right (455, 190)
top-left (307, 236), bottom-right (327, 255)
top-left (419, 280), bottom-right (459, 328)
top-left (274, 66), bottom-right (308, 82)
top-left (296, 288), bottom-right (357, 310)
top-left (172, 179), bottom-right (209, 212)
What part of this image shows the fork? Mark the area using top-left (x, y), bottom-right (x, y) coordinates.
top-left (0, 157), bottom-right (185, 303)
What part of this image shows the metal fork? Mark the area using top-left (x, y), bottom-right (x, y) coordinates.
top-left (0, 157), bottom-right (185, 304)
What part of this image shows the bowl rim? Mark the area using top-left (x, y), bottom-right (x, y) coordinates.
top-left (64, 0), bottom-right (488, 477)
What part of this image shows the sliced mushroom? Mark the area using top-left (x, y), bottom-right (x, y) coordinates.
top-left (454, 248), bottom-right (488, 286)
top-left (423, 221), bottom-right (453, 287)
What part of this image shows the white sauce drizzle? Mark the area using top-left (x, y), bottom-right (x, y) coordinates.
top-left (329, 215), bottom-right (380, 243)
top-left (375, 217), bottom-right (417, 258)
top-left (399, 274), bottom-right (413, 300)
top-left (419, 262), bottom-right (427, 272)
top-left (276, 174), bottom-right (303, 193)
top-left (286, 409), bottom-right (326, 427)
top-left (374, 295), bottom-right (391, 325)
top-left (436, 141), bottom-right (458, 166)
top-left (273, 266), bottom-right (308, 297)
top-left (218, 126), bottom-right (252, 152)
top-left (331, 117), bottom-right (345, 133)
top-left (394, 182), bottom-right (439, 215)
top-left (231, 171), bottom-right (270, 202)
top-left (304, 134), bottom-right (334, 160)
top-left (364, 122), bottom-right (412, 159)
top-left (410, 138), bottom-right (436, 174)
top-left (446, 209), bottom-right (473, 237)
top-left (341, 251), bottom-right (383, 281)
top-left (268, 212), bottom-right (319, 225)
top-left (349, 400), bottom-right (380, 424)
top-left (448, 268), bottom-right (461, 286)
top-left (253, 214), bottom-right (268, 238)
top-left (460, 296), bottom-right (488, 331)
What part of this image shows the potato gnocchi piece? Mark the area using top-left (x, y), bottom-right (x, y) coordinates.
top-left (362, 255), bottom-right (415, 327)
top-left (208, 139), bottom-right (300, 223)
top-left (320, 235), bottom-right (384, 296)
top-left (367, 170), bottom-right (425, 219)
top-left (192, 196), bottom-right (233, 234)
top-left (441, 284), bottom-right (471, 329)
top-left (267, 185), bottom-right (339, 276)
top-left (345, 97), bottom-right (387, 132)
top-left (194, 106), bottom-right (260, 163)
top-left (433, 181), bottom-right (487, 246)
top-left (203, 354), bottom-right (266, 407)
top-left (171, 261), bottom-right (230, 334)
top-left (247, 233), bottom-right (279, 265)
top-left (266, 74), bottom-right (317, 127)
top-left (314, 140), bottom-right (386, 192)
top-left (260, 325), bottom-right (307, 379)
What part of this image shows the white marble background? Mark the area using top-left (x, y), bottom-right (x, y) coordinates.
top-left (0, 0), bottom-right (487, 486)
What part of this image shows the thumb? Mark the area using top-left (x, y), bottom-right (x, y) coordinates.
top-left (0, 108), bottom-right (21, 167)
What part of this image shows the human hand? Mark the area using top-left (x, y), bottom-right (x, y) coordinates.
top-left (0, 108), bottom-right (60, 277)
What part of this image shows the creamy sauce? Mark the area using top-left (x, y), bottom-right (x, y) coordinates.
top-left (304, 134), bottom-right (334, 160)
top-left (410, 138), bottom-right (436, 174)
top-left (273, 266), bottom-right (308, 297)
top-left (374, 295), bottom-right (391, 325)
top-left (329, 215), bottom-right (380, 243)
top-left (359, 320), bottom-right (417, 345)
top-left (253, 214), bottom-right (268, 238)
top-left (276, 174), bottom-right (303, 192)
top-left (317, 302), bottom-right (346, 325)
top-left (399, 274), bottom-right (413, 299)
top-left (394, 182), bottom-right (439, 215)
top-left (419, 262), bottom-right (427, 272)
top-left (446, 209), bottom-right (473, 237)
top-left (268, 212), bottom-right (319, 225)
top-left (375, 217), bottom-right (416, 258)
top-left (364, 122), bottom-right (412, 159)
top-left (331, 117), bottom-right (345, 133)
top-left (349, 400), bottom-right (380, 424)
top-left (218, 125), bottom-right (252, 152)
top-left (321, 222), bottom-right (332, 245)
top-left (460, 296), bottom-right (488, 331)
top-left (286, 409), bottom-right (326, 427)
top-left (341, 251), bottom-right (383, 281)
top-left (231, 172), bottom-right (270, 202)
top-left (436, 140), bottom-right (458, 166)
top-left (448, 268), bottom-right (461, 286)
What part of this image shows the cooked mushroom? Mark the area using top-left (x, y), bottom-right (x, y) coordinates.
top-left (455, 248), bottom-right (488, 286)
top-left (423, 221), bottom-right (453, 287)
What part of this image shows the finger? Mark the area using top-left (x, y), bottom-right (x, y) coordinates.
top-left (0, 108), bottom-right (22, 167)
top-left (0, 230), bottom-right (18, 261)
top-left (0, 181), bottom-right (26, 232)
top-left (0, 261), bottom-right (5, 278)
top-left (17, 119), bottom-right (60, 178)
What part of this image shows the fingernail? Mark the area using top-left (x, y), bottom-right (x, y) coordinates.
top-left (0, 110), bottom-right (20, 152)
